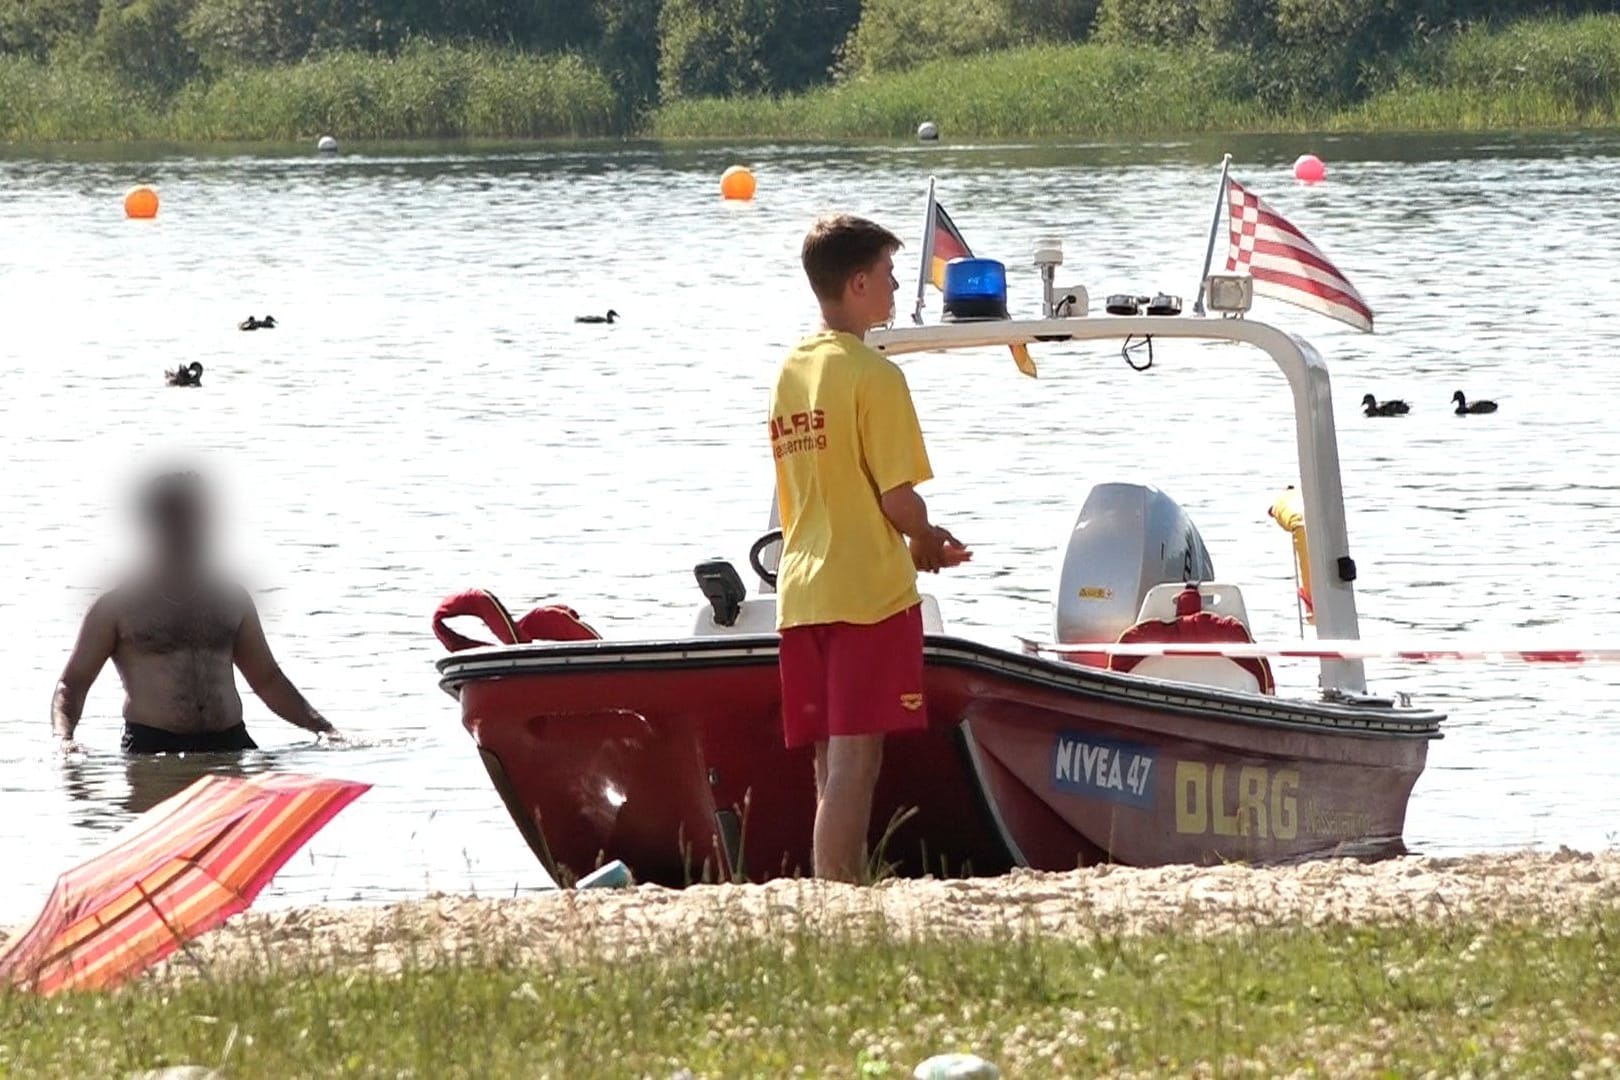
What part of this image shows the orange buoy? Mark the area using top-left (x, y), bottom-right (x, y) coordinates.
top-left (124, 185), bottom-right (160, 219)
top-left (720, 165), bottom-right (756, 201)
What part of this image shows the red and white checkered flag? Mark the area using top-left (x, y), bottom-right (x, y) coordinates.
top-left (1226, 178), bottom-right (1374, 332)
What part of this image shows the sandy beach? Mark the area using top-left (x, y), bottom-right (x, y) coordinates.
top-left (3, 848), bottom-right (1601, 982)
top-left (6, 849), bottom-right (1620, 1077)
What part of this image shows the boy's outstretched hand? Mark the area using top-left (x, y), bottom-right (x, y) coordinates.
top-left (910, 525), bottom-right (973, 573)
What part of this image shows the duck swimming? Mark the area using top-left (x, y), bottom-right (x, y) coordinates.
top-left (1361, 394), bottom-right (1410, 417)
top-left (1452, 390), bottom-right (1498, 415)
top-left (165, 362), bottom-right (203, 387)
top-left (239, 315), bottom-right (277, 331)
top-left (575, 310), bottom-right (619, 325)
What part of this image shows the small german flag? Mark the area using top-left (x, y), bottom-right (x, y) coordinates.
top-left (927, 203), bottom-right (972, 291)
top-left (925, 199), bottom-right (1036, 378)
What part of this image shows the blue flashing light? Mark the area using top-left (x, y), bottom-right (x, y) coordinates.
top-left (942, 257), bottom-right (1009, 321)
top-left (943, 257), bottom-right (1007, 301)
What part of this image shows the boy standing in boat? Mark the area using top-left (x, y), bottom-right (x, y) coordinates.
top-left (769, 214), bottom-right (971, 883)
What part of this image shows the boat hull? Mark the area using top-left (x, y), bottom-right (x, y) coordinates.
top-left (440, 636), bottom-right (1440, 886)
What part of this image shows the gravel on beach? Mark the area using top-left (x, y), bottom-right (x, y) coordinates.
top-left (2, 848), bottom-right (1606, 981)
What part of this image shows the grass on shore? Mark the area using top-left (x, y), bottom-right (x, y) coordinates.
top-left (2, 905), bottom-right (1618, 1077)
top-left (659, 15), bottom-right (1620, 140)
top-left (654, 43), bottom-right (1262, 140)
top-left (3, 14), bottom-right (1620, 143)
top-left (1337, 14), bottom-right (1620, 133)
top-left (0, 46), bottom-right (621, 143)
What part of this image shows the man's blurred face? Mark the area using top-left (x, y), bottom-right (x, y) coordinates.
top-left (142, 476), bottom-right (210, 568)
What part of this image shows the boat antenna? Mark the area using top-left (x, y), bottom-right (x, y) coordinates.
top-left (1291, 546), bottom-right (1306, 638)
top-left (1191, 153), bottom-right (1233, 317)
top-left (911, 176), bottom-right (938, 325)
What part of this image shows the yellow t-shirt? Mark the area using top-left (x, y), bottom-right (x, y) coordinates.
top-left (769, 330), bottom-right (933, 630)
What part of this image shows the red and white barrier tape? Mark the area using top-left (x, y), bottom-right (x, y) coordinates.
top-left (1019, 638), bottom-right (1620, 664)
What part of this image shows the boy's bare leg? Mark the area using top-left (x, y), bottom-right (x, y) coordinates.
top-left (813, 734), bottom-right (884, 882)
top-left (812, 741), bottom-right (830, 874)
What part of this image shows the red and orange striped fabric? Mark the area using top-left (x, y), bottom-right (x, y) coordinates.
top-left (0, 771), bottom-right (368, 995)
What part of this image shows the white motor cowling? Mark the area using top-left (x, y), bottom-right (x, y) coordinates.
top-left (1053, 483), bottom-right (1215, 645)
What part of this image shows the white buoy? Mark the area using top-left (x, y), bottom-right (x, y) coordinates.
top-left (917, 121), bottom-right (940, 142)
top-left (914, 1054), bottom-right (999, 1080)
top-left (317, 135), bottom-right (338, 153)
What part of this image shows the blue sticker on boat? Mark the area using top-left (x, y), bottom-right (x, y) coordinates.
top-left (1051, 732), bottom-right (1156, 809)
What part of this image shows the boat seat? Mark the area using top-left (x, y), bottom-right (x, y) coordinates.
top-left (692, 598), bottom-right (780, 636)
top-left (1136, 582), bottom-right (1252, 633)
top-left (1110, 583), bottom-right (1274, 695)
top-left (692, 595), bottom-right (945, 637)
top-left (1127, 655), bottom-right (1264, 695)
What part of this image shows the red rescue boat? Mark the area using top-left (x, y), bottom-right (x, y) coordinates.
top-left (435, 297), bottom-right (1445, 887)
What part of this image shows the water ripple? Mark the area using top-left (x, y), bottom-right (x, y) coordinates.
top-left (0, 133), bottom-right (1617, 920)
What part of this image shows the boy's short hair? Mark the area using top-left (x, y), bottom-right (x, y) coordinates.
top-left (801, 215), bottom-right (903, 302)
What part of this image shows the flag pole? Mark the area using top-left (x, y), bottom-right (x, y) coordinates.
top-left (912, 176), bottom-right (937, 325)
top-left (1191, 153), bottom-right (1233, 317)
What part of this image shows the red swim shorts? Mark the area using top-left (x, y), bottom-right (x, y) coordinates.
top-left (778, 603), bottom-right (926, 749)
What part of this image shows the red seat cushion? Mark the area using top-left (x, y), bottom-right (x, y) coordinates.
top-left (515, 605), bottom-right (600, 643)
top-left (1108, 588), bottom-right (1274, 694)
top-left (433, 589), bottom-right (600, 652)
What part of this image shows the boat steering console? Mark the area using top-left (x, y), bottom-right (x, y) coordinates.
top-left (692, 530), bottom-right (780, 629)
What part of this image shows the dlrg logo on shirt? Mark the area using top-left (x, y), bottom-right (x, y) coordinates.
top-left (771, 409), bottom-right (828, 458)
top-left (770, 409), bottom-right (826, 438)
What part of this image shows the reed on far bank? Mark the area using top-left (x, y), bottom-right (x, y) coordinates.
top-left (654, 43), bottom-right (1262, 140)
top-left (0, 46), bottom-right (621, 143)
top-left (658, 15), bottom-right (1620, 140)
top-left (0, 58), bottom-right (152, 142)
top-left (4, 14), bottom-right (1620, 143)
top-left (1336, 14), bottom-right (1620, 132)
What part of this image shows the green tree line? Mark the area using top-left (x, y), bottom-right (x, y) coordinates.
top-left (6, 0), bottom-right (1620, 121)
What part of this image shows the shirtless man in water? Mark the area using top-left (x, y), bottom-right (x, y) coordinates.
top-left (52, 471), bottom-right (340, 754)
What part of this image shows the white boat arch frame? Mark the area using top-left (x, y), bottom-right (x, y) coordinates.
top-left (854, 314), bottom-right (1369, 696)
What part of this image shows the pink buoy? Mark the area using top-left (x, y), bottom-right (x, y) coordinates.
top-left (1294, 154), bottom-right (1326, 184)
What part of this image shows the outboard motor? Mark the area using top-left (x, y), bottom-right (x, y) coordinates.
top-left (1053, 483), bottom-right (1215, 647)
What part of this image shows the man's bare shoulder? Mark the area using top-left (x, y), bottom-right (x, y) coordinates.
top-left (87, 584), bottom-right (131, 621)
top-left (214, 580), bottom-right (256, 620)
top-left (73, 585), bottom-right (133, 648)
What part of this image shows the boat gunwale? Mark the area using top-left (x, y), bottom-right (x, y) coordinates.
top-left (435, 633), bottom-right (1445, 740)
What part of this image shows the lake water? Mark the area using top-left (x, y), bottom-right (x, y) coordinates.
top-left (2, 131), bottom-right (1619, 924)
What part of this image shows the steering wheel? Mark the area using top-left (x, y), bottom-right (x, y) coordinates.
top-left (749, 529), bottom-right (783, 590)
